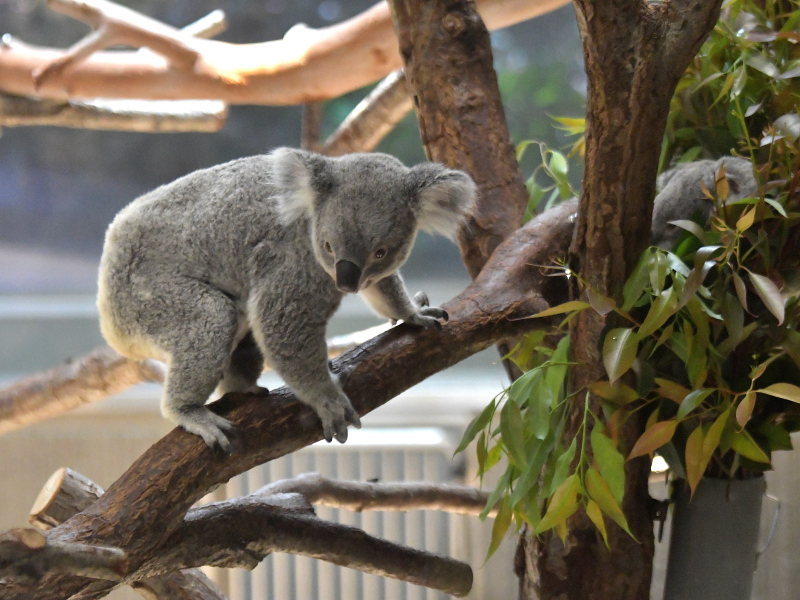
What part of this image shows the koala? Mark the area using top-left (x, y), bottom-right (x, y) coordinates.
top-left (651, 156), bottom-right (758, 249)
top-left (97, 149), bottom-right (476, 452)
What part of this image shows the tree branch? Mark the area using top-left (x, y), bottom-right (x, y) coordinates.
top-left (0, 0), bottom-right (570, 105)
top-left (257, 472), bottom-right (495, 516)
top-left (0, 200), bottom-right (575, 600)
top-left (32, 0), bottom-right (201, 89)
top-left (28, 467), bottom-right (474, 597)
top-left (0, 95), bottom-right (227, 132)
top-left (0, 528), bottom-right (125, 583)
top-left (143, 496), bottom-right (473, 597)
top-left (319, 70), bottom-right (412, 156)
top-left (0, 323), bottom-right (391, 438)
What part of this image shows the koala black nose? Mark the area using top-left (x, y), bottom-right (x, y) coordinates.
top-left (335, 260), bottom-right (362, 293)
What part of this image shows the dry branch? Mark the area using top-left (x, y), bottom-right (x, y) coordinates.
top-left (0, 0), bottom-right (570, 104)
top-left (0, 528), bottom-right (125, 583)
top-left (257, 472), bottom-right (495, 516)
top-left (144, 496), bottom-right (472, 596)
top-left (0, 200), bottom-right (576, 600)
top-left (32, 0), bottom-right (201, 89)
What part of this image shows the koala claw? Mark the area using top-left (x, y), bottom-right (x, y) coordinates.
top-left (413, 291), bottom-right (430, 307)
top-left (317, 397), bottom-right (361, 444)
top-left (405, 306), bottom-right (449, 330)
top-left (175, 406), bottom-right (236, 455)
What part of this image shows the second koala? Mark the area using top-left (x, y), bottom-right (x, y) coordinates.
top-left (98, 149), bottom-right (476, 452)
top-left (651, 156), bottom-right (758, 249)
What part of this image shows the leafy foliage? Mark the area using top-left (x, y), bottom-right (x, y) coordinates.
top-left (459, 0), bottom-right (800, 549)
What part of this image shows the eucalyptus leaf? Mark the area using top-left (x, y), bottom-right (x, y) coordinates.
top-left (591, 428), bottom-right (626, 504)
top-left (603, 328), bottom-right (640, 383)
top-left (678, 388), bottom-right (715, 419)
top-left (748, 271), bottom-right (785, 324)
top-left (629, 420), bottom-right (678, 459)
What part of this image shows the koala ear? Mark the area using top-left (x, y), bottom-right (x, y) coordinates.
top-left (410, 163), bottom-right (477, 239)
top-left (270, 148), bottom-right (332, 224)
top-left (715, 157), bottom-right (757, 197)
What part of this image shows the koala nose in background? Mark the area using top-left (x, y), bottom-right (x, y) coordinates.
top-left (335, 259), bottom-right (362, 293)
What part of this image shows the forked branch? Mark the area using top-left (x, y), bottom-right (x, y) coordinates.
top-left (0, 0), bottom-right (570, 104)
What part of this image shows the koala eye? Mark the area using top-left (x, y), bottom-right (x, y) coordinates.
top-left (324, 241), bottom-right (333, 254)
top-left (374, 248), bottom-right (387, 260)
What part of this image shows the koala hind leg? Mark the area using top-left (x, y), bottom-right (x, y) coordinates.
top-left (218, 331), bottom-right (267, 396)
top-left (154, 283), bottom-right (241, 453)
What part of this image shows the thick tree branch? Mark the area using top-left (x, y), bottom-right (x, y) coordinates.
top-left (255, 472), bottom-right (495, 516)
top-left (389, 0), bottom-right (529, 277)
top-left (0, 0), bottom-right (569, 105)
top-left (522, 1), bottom-right (724, 599)
top-left (0, 528), bottom-right (125, 583)
top-left (0, 200), bottom-right (575, 600)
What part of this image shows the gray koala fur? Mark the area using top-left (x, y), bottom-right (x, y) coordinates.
top-left (98, 149), bottom-right (476, 452)
top-left (651, 156), bottom-right (757, 249)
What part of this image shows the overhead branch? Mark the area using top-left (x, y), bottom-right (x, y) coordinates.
top-left (0, 0), bottom-right (570, 105)
top-left (32, 0), bottom-right (201, 89)
top-left (0, 200), bottom-right (576, 600)
top-left (257, 472), bottom-right (495, 516)
top-left (0, 528), bottom-right (125, 583)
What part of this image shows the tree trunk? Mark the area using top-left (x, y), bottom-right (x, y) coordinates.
top-left (520, 1), bottom-right (724, 599)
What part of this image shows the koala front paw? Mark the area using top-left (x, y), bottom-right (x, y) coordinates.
top-left (315, 395), bottom-right (362, 444)
top-left (405, 306), bottom-right (449, 330)
top-left (172, 406), bottom-right (236, 455)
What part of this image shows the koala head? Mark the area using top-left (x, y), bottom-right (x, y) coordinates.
top-left (651, 156), bottom-right (757, 249)
top-left (271, 148), bottom-right (476, 293)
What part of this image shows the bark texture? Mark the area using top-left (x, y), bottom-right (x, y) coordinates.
top-left (523, 1), bottom-right (725, 599)
top-left (0, 200), bottom-right (575, 600)
top-left (389, 0), bottom-right (529, 277)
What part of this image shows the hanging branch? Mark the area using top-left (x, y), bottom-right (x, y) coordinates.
top-left (0, 0), bottom-right (569, 105)
top-left (257, 472), bottom-right (496, 516)
top-left (0, 200), bottom-right (576, 600)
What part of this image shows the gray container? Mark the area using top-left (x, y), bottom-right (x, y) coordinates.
top-left (663, 476), bottom-right (765, 600)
